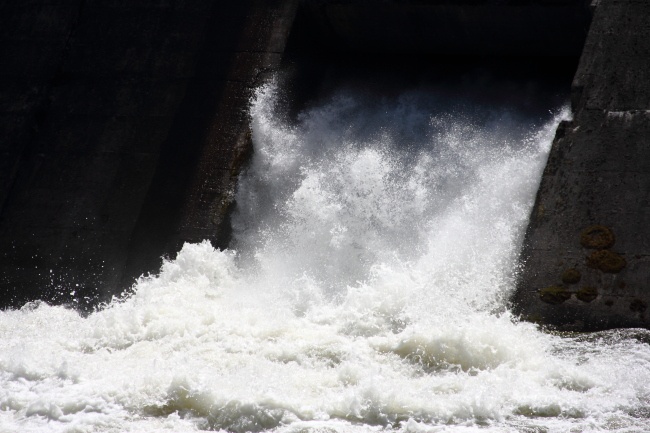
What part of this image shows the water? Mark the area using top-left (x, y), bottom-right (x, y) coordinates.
top-left (2, 81), bottom-right (650, 433)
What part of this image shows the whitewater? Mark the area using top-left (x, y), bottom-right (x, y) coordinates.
top-left (1, 81), bottom-right (650, 433)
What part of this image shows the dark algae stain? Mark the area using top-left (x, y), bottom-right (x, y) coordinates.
top-left (576, 286), bottom-right (598, 303)
top-left (586, 250), bottom-right (626, 273)
top-left (540, 286), bottom-right (571, 305)
top-left (561, 268), bottom-right (581, 284)
top-left (580, 225), bottom-right (615, 250)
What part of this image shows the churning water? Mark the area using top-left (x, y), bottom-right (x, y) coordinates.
top-left (2, 81), bottom-right (650, 433)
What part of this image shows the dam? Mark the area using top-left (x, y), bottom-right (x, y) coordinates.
top-left (0, 0), bottom-right (588, 318)
top-left (2, 0), bottom-right (647, 329)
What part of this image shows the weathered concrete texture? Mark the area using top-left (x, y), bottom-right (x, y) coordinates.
top-left (300, 0), bottom-right (591, 56)
top-left (0, 0), bottom-right (298, 310)
top-left (514, 0), bottom-right (650, 330)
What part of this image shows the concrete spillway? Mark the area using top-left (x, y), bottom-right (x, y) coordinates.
top-left (2, 0), bottom-right (649, 330)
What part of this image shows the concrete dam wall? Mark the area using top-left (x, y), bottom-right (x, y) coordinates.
top-left (0, 0), bottom-right (299, 309)
top-left (514, 0), bottom-right (650, 330)
top-left (3, 0), bottom-right (646, 331)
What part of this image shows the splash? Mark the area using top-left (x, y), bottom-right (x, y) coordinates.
top-left (1, 82), bottom-right (650, 433)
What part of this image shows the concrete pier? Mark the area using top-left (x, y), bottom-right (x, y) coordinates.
top-left (514, 0), bottom-right (650, 330)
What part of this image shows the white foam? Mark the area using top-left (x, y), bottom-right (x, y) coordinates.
top-left (1, 82), bottom-right (650, 433)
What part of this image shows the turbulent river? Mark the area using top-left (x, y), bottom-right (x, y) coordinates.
top-left (2, 81), bottom-right (650, 433)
